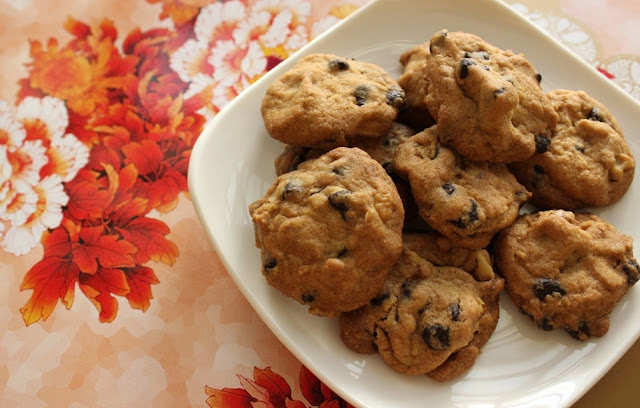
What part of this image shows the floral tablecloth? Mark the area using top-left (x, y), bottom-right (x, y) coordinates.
top-left (1, 0), bottom-right (638, 407)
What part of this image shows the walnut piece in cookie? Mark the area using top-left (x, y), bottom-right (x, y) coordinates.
top-left (261, 53), bottom-right (406, 148)
top-left (425, 30), bottom-right (558, 162)
top-left (509, 89), bottom-right (635, 210)
top-left (339, 250), bottom-right (486, 376)
top-left (392, 125), bottom-right (531, 249)
top-left (249, 147), bottom-right (405, 317)
top-left (493, 210), bottom-right (639, 340)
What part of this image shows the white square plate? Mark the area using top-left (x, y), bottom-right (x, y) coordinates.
top-left (188, 0), bottom-right (640, 406)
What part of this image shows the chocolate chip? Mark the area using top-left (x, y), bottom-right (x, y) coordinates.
top-left (263, 254), bottom-right (277, 271)
top-left (540, 316), bottom-right (554, 331)
top-left (386, 88), bottom-right (406, 108)
top-left (301, 293), bottom-right (315, 304)
top-left (328, 190), bottom-right (351, 219)
top-left (532, 165), bottom-right (545, 189)
top-left (494, 87), bottom-right (505, 97)
top-left (450, 200), bottom-right (479, 229)
top-left (336, 247), bottom-right (348, 258)
top-left (354, 84), bottom-right (370, 106)
top-left (332, 166), bottom-right (345, 176)
top-left (575, 145), bottom-right (586, 153)
top-left (533, 278), bottom-right (566, 300)
top-left (535, 134), bottom-right (551, 153)
top-left (370, 292), bottom-right (391, 306)
top-left (459, 58), bottom-right (475, 79)
top-left (282, 181), bottom-right (304, 200)
top-left (535, 73), bottom-right (542, 83)
top-left (623, 259), bottom-right (640, 285)
top-left (449, 303), bottom-right (461, 321)
top-left (328, 59), bottom-right (350, 71)
top-left (566, 321), bottom-right (590, 340)
top-left (587, 107), bottom-right (604, 122)
top-left (442, 183), bottom-right (456, 195)
top-left (401, 282), bottom-right (413, 298)
top-left (422, 324), bottom-right (450, 350)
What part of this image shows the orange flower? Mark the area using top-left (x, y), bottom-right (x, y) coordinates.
top-left (23, 19), bottom-right (138, 118)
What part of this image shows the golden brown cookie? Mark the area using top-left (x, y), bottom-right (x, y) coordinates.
top-left (392, 126), bottom-right (531, 248)
top-left (261, 54), bottom-right (406, 148)
top-left (339, 250), bottom-right (486, 375)
top-left (249, 147), bottom-right (404, 316)
top-left (493, 210), bottom-right (640, 340)
top-left (424, 30), bottom-right (558, 162)
top-left (427, 276), bottom-right (504, 381)
top-left (509, 89), bottom-right (635, 210)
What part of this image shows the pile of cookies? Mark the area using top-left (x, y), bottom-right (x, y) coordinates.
top-left (248, 29), bottom-right (639, 380)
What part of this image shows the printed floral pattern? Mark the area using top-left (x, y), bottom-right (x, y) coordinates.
top-left (205, 366), bottom-right (352, 408)
top-left (1, 0), bottom-right (367, 327)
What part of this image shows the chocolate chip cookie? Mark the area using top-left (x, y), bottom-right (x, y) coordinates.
top-left (261, 53), bottom-right (406, 148)
top-left (427, 276), bottom-right (503, 381)
top-left (392, 126), bottom-right (531, 248)
top-left (249, 147), bottom-right (404, 316)
top-left (425, 30), bottom-right (558, 162)
top-left (339, 249), bottom-right (486, 375)
top-left (493, 210), bottom-right (640, 340)
top-left (509, 89), bottom-right (635, 210)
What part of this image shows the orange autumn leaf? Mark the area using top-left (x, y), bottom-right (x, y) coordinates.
top-left (65, 169), bottom-right (116, 220)
top-left (253, 367), bottom-right (294, 408)
top-left (78, 267), bottom-right (130, 323)
top-left (205, 386), bottom-right (253, 408)
top-left (20, 256), bottom-right (80, 325)
top-left (71, 226), bottom-right (137, 275)
top-left (116, 216), bottom-right (178, 266)
top-left (124, 266), bottom-right (159, 312)
top-left (122, 140), bottom-right (164, 176)
top-left (300, 366), bottom-right (324, 406)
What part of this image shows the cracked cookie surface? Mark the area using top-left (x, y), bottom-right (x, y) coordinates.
top-left (249, 147), bottom-right (404, 316)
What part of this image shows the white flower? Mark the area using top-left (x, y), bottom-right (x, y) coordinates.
top-left (0, 145), bottom-right (12, 186)
top-left (210, 40), bottom-right (266, 86)
top-left (0, 186), bottom-right (38, 226)
top-left (194, 0), bottom-right (246, 43)
top-left (311, 15), bottom-right (341, 39)
top-left (0, 107), bottom-right (26, 149)
top-left (45, 133), bottom-right (90, 182)
top-left (1, 175), bottom-right (68, 256)
top-left (170, 39), bottom-right (211, 83)
top-left (7, 140), bottom-right (48, 193)
top-left (16, 96), bottom-right (69, 142)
